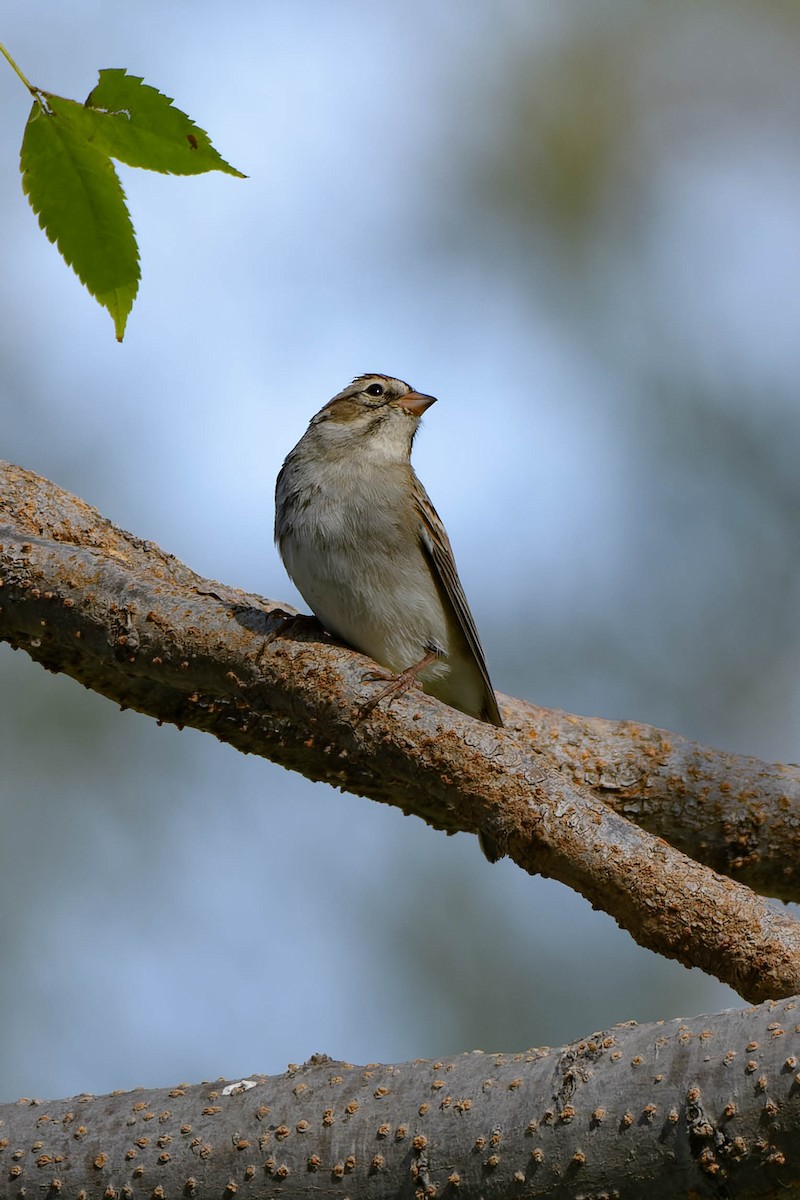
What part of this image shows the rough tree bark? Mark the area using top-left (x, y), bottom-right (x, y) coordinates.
top-left (1, 461), bottom-right (799, 1000)
top-left (3, 459), bottom-right (800, 1193)
top-left (1, 1003), bottom-right (799, 1198)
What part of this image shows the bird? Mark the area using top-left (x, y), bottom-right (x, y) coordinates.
top-left (275, 374), bottom-right (504, 857)
top-left (275, 373), bottom-right (503, 726)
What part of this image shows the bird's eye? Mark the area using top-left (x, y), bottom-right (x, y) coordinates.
top-left (364, 382), bottom-right (385, 397)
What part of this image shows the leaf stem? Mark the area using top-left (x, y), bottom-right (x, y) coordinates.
top-left (0, 40), bottom-right (37, 94)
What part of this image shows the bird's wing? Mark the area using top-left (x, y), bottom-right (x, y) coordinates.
top-left (414, 482), bottom-right (503, 727)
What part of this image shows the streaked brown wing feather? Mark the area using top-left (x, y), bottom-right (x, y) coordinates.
top-left (414, 483), bottom-right (503, 727)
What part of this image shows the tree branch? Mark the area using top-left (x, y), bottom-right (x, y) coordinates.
top-left (502, 698), bottom-right (800, 904)
top-left (2, 460), bottom-right (800, 1002)
top-left (2, 1001), bottom-right (799, 1198)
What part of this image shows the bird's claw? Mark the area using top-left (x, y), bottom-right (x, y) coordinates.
top-left (256, 611), bottom-right (321, 665)
top-left (357, 650), bottom-right (439, 720)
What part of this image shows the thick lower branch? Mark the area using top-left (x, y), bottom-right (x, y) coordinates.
top-left (1, 460), bottom-right (799, 1001)
top-left (2, 1001), bottom-right (799, 1198)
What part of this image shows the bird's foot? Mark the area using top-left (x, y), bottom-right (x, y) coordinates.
top-left (256, 611), bottom-right (322, 665)
top-left (357, 649), bottom-right (440, 719)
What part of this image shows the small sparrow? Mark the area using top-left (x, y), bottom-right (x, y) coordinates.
top-left (274, 374), bottom-right (503, 733)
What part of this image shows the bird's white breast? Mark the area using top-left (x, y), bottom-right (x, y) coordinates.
top-left (277, 453), bottom-right (451, 678)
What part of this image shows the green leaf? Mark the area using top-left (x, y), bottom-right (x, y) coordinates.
top-left (20, 97), bottom-right (139, 341)
top-left (18, 70), bottom-right (243, 340)
top-left (82, 68), bottom-right (246, 178)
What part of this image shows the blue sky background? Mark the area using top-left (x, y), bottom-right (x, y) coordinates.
top-left (1, 1), bottom-right (799, 1100)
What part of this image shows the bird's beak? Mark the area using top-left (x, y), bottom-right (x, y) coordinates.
top-left (395, 391), bottom-right (437, 417)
